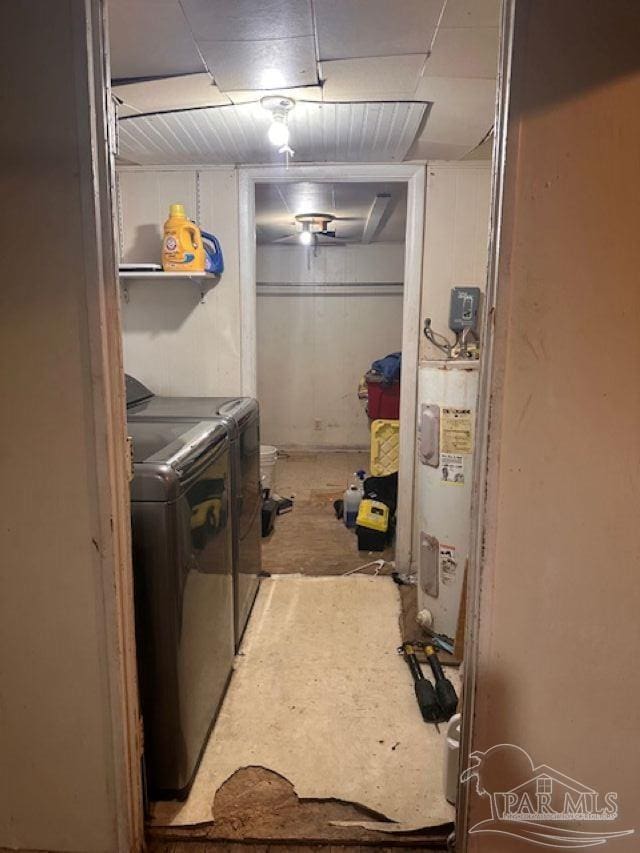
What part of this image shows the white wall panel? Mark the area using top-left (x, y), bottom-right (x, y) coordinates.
top-left (117, 167), bottom-right (242, 395)
top-left (420, 163), bottom-right (491, 361)
top-left (257, 245), bottom-right (404, 447)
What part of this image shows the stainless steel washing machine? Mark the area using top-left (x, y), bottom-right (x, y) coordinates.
top-left (126, 375), bottom-right (261, 648)
top-left (129, 418), bottom-right (235, 799)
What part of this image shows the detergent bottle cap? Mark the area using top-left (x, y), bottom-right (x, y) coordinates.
top-left (169, 203), bottom-right (187, 218)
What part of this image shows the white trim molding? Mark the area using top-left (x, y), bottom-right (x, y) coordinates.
top-left (238, 163), bottom-right (425, 573)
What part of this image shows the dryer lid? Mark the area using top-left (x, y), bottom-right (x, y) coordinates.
top-left (129, 420), bottom-right (229, 502)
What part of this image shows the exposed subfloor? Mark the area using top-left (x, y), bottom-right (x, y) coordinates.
top-left (260, 451), bottom-right (424, 645)
top-left (261, 451), bottom-right (395, 576)
top-left (149, 577), bottom-right (456, 850)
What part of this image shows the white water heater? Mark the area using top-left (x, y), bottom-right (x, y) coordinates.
top-left (415, 361), bottom-right (479, 639)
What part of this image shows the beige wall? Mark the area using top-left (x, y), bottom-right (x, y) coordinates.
top-left (117, 167), bottom-right (242, 395)
top-left (1, 1), bottom-right (139, 851)
top-left (420, 163), bottom-right (491, 362)
top-left (257, 244), bottom-right (404, 448)
top-left (465, 2), bottom-right (640, 850)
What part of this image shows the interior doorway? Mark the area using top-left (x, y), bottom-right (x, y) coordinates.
top-left (255, 179), bottom-right (406, 574)
top-left (239, 164), bottom-right (426, 574)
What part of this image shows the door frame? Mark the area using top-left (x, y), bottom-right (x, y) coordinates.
top-left (456, 0), bottom-right (516, 848)
top-left (238, 163), bottom-right (425, 572)
top-left (71, 0), bottom-right (144, 849)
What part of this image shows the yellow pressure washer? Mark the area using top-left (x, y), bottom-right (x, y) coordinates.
top-left (356, 498), bottom-right (390, 551)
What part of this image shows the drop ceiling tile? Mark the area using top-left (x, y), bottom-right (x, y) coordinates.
top-left (441, 0), bottom-right (501, 28)
top-left (321, 55), bottom-right (426, 101)
top-left (116, 104), bottom-right (142, 119)
top-left (414, 76), bottom-right (496, 146)
top-left (461, 133), bottom-right (494, 160)
top-left (423, 27), bottom-right (499, 79)
top-left (228, 85), bottom-right (323, 104)
top-left (314, 0), bottom-right (443, 60)
top-left (200, 36), bottom-right (318, 91)
top-left (406, 139), bottom-right (470, 160)
top-left (181, 0), bottom-right (313, 40)
top-left (114, 74), bottom-right (230, 114)
top-left (109, 0), bottom-right (205, 79)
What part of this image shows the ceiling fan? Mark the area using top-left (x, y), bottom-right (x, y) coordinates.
top-left (271, 212), bottom-right (362, 247)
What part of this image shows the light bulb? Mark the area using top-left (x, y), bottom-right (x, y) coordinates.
top-left (268, 119), bottom-right (289, 148)
top-left (299, 229), bottom-right (313, 246)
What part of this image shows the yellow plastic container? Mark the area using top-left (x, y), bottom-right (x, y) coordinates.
top-left (356, 499), bottom-right (390, 532)
top-left (370, 418), bottom-right (400, 476)
top-left (161, 203), bottom-right (206, 272)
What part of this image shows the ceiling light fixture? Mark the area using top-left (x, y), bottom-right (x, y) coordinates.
top-left (299, 224), bottom-right (313, 246)
top-left (267, 119), bottom-right (290, 148)
top-left (261, 95), bottom-right (295, 157)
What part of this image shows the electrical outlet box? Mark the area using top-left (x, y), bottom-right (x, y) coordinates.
top-left (449, 287), bottom-right (481, 333)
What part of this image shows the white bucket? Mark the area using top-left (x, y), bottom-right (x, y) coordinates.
top-left (260, 445), bottom-right (278, 492)
top-left (443, 713), bottom-right (461, 805)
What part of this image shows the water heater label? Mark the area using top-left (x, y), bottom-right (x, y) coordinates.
top-left (441, 453), bottom-right (464, 484)
top-left (440, 544), bottom-right (457, 586)
top-left (441, 407), bottom-right (473, 454)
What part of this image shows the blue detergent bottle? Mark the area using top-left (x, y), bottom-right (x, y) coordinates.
top-left (201, 230), bottom-right (224, 275)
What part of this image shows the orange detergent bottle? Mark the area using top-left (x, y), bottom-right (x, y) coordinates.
top-left (161, 204), bottom-right (206, 272)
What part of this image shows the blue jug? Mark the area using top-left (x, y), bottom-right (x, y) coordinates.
top-left (201, 231), bottom-right (224, 275)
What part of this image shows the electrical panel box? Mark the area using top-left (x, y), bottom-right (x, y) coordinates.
top-left (449, 287), bottom-right (481, 333)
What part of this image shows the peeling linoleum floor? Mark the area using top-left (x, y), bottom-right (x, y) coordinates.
top-left (148, 452), bottom-right (452, 848)
top-left (151, 576), bottom-right (455, 835)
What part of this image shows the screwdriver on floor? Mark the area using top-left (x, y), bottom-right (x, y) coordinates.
top-left (401, 642), bottom-right (442, 728)
top-left (423, 644), bottom-right (458, 721)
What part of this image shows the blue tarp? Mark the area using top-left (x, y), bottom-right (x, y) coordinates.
top-left (371, 352), bottom-right (401, 384)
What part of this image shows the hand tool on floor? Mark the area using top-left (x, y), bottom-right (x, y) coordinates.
top-left (400, 643), bottom-right (441, 727)
top-left (424, 644), bottom-right (458, 721)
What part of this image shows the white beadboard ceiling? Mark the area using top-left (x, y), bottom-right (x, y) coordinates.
top-left (117, 101), bottom-right (427, 165)
top-left (255, 181), bottom-right (408, 244)
top-left (109, 0), bottom-right (499, 163)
